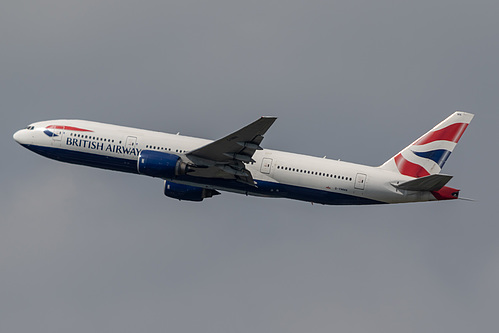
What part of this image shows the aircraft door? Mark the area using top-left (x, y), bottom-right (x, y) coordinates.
top-left (50, 126), bottom-right (64, 146)
top-left (125, 136), bottom-right (138, 154)
top-left (261, 158), bottom-right (273, 174)
top-left (354, 173), bottom-right (367, 190)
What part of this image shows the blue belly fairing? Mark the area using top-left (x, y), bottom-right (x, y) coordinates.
top-left (22, 144), bottom-right (384, 205)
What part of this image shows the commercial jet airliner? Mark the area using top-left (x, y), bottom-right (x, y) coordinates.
top-left (13, 112), bottom-right (473, 205)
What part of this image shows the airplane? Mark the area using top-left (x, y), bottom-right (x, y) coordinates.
top-left (13, 111), bottom-right (473, 205)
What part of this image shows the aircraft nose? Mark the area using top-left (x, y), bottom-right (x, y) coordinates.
top-left (13, 130), bottom-right (22, 143)
top-left (13, 129), bottom-right (29, 145)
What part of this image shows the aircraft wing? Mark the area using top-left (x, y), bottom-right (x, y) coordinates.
top-left (187, 116), bottom-right (277, 186)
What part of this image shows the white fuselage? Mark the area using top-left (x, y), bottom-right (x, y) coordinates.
top-left (13, 119), bottom-right (446, 205)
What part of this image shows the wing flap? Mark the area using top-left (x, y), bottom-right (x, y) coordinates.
top-left (186, 117), bottom-right (277, 186)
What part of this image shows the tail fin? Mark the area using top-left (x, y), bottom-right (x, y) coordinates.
top-left (380, 111), bottom-right (474, 178)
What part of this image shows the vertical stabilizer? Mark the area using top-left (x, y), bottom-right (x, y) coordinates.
top-left (379, 111), bottom-right (474, 177)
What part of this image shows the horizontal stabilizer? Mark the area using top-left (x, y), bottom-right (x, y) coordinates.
top-left (394, 174), bottom-right (453, 191)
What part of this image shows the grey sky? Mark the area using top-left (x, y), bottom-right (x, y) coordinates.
top-left (1, 1), bottom-right (498, 332)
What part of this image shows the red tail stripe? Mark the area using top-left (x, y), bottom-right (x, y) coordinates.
top-left (431, 186), bottom-right (459, 200)
top-left (394, 154), bottom-right (430, 178)
top-left (414, 123), bottom-right (468, 145)
top-left (47, 125), bottom-right (93, 132)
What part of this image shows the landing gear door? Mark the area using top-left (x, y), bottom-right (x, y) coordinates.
top-left (260, 158), bottom-right (273, 174)
top-left (355, 173), bottom-right (367, 190)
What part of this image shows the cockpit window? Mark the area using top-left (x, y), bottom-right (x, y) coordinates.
top-left (26, 125), bottom-right (35, 130)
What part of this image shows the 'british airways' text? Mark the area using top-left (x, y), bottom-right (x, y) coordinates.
top-left (66, 138), bottom-right (141, 156)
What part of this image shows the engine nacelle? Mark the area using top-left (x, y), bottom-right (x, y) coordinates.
top-left (164, 181), bottom-right (220, 201)
top-left (137, 150), bottom-right (188, 179)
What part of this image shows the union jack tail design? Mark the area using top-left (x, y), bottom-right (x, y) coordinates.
top-left (380, 112), bottom-right (474, 178)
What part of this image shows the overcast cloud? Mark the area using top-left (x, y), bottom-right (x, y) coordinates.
top-left (1, 1), bottom-right (498, 332)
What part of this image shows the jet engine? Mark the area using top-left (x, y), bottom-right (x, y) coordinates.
top-left (137, 150), bottom-right (189, 179)
top-left (164, 180), bottom-right (220, 201)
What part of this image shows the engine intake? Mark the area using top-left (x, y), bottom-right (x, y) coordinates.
top-left (164, 181), bottom-right (220, 201)
top-left (137, 150), bottom-right (188, 179)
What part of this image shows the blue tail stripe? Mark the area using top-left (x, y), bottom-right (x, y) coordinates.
top-left (413, 149), bottom-right (451, 168)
